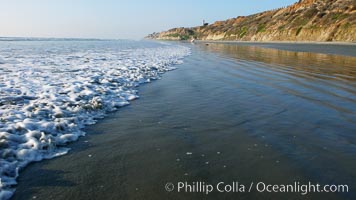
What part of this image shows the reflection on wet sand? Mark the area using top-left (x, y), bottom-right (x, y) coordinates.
top-left (200, 43), bottom-right (356, 81)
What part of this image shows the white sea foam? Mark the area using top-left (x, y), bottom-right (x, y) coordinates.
top-left (0, 40), bottom-right (190, 199)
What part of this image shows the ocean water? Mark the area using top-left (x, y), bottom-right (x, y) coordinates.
top-left (0, 39), bottom-right (190, 199)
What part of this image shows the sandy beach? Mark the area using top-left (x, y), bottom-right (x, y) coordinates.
top-left (12, 42), bottom-right (356, 200)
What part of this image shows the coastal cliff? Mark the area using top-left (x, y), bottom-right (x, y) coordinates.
top-left (146, 0), bottom-right (356, 42)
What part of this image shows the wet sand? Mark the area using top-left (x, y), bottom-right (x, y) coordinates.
top-left (196, 41), bottom-right (356, 57)
top-left (13, 43), bottom-right (356, 200)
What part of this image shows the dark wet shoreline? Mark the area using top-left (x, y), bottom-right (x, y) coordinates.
top-left (13, 42), bottom-right (356, 200)
top-left (194, 40), bottom-right (356, 57)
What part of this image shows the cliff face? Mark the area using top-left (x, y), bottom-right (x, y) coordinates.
top-left (146, 0), bottom-right (356, 42)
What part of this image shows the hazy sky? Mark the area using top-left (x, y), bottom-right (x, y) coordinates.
top-left (0, 0), bottom-right (297, 39)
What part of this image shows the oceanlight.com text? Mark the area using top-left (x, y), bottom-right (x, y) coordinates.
top-left (165, 181), bottom-right (349, 195)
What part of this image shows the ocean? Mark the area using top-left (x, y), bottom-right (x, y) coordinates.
top-left (0, 39), bottom-right (190, 199)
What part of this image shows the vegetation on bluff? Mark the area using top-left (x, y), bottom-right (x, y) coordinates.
top-left (146, 0), bottom-right (356, 42)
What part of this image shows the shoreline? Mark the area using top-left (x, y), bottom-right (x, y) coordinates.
top-left (190, 40), bottom-right (356, 57)
top-left (0, 41), bottom-right (190, 200)
top-left (193, 40), bottom-right (356, 46)
top-left (147, 38), bottom-right (356, 46)
top-left (147, 39), bottom-right (356, 57)
top-left (12, 42), bottom-right (356, 200)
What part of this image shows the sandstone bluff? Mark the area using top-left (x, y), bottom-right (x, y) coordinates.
top-left (146, 0), bottom-right (356, 42)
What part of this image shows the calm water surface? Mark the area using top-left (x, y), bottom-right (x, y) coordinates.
top-left (13, 43), bottom-right (356, 200)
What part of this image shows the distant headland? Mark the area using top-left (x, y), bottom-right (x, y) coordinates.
top-left (146, 0), bottom-right (356, 42)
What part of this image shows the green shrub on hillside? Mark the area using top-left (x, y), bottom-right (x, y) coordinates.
top-left (239, 26), bottom-right (248, 38)
top-left (257, 24), bottom-right (266, 33)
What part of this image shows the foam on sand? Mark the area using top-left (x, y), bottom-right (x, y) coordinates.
top-left (0, 40), bottom-right (190, 199)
